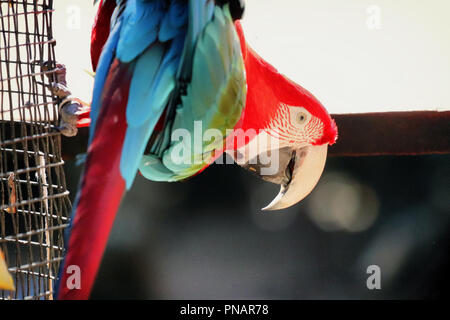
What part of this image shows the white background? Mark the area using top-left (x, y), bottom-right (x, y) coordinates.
top-left (54, 0), bottom-right (450, 114)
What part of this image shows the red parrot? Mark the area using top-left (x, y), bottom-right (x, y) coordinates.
top-left (55, 0), bottom-right (337, 299)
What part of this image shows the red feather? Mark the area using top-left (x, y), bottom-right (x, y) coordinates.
top-left (57, 59), bottom-right (132, 299)
top-left (73, 0), bottom-right (117, 129)
top-left (234, 21), bottom-right (337, 146)
top-left (91, 0), bottom-right (116, 72)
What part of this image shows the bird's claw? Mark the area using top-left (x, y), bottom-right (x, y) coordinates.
top-left (36, 61), bottom-right (91, 136)
top-left (40, 62), bottom-right (72, 99)
top-left (57, 98), bottom-right (88, 137)
top-left (49, 82), bottom-right (72, 99)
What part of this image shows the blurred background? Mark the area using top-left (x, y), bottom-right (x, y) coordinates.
top-left (64, 153), bottom-right (450, 299)
top-left (56, 0), bottom-right (449, 299)
top-left (54, 0), bottom-right (450, 113)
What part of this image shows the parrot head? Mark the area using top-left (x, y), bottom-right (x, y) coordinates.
top-left (231, 21), bottom-right (338, 210)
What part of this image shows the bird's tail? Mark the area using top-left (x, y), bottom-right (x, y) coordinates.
top-left (55, 60), bottom-right (132, 300)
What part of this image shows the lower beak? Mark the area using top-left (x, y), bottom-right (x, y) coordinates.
top-left (262, 144), bottom-right (328, 210)
top-left (239, 144), bottom-right (328, 211)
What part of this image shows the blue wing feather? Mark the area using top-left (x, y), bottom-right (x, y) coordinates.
top-left (159, 1), bottom-right (188, 42)
top-left (118, 0), bottom-right (188, 188)
top-left (91, 0), bottom-right (243, 188)
top-left (119, 40), bottom-right (180, 188)
top-left (139, 4), bottom-right (246, 182)
top-left (116, 0), bottom-right (165, 63)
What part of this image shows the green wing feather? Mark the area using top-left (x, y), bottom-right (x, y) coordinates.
top-left (140, 4), bottom-right (246, 182)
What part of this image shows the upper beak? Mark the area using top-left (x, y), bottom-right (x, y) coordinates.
top-left (239, 144), bottom-right (328, 211)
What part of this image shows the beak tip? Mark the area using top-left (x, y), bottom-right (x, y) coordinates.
top-left (261, 200), bottom-right (287, 211)
top-left (263, 144), bottom-right (328, 212)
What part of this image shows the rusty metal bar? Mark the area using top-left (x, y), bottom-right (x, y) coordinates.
top-left (1, 0), bottom-right (72, 300)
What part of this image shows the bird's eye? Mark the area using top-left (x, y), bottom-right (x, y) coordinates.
top-left (297, 112), bottom-right (308, 125)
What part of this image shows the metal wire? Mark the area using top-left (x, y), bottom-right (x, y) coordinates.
top-left (0, 0), bottom-right (71, 300)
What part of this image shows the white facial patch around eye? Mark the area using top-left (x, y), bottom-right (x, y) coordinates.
top-left (287, 106), bottom-right (312, 128)
top-left (265, 104), bottom-right (322, 146)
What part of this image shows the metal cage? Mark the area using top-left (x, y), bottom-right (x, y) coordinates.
top-left (0, 0), bottom-right (71, 300)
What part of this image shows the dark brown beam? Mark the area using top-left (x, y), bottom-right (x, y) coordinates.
top-left (329, 111), bottom-right (450, 156)
top-left (61, 111), bottom-right (450, 159)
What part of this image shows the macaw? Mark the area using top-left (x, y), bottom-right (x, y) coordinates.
top-left (55, 0), bottom-right (337, 300)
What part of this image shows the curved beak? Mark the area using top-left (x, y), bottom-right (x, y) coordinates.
top-left (262, 144), bottom-right (328, 210)
top-left (238, 143), bottom-right (328, 211)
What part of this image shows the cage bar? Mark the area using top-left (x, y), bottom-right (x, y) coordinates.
top-left (0, 0), bottom-right (71, 300)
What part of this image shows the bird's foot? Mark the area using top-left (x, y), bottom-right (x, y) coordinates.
top-left (57, 98), bottom-right (89, 137)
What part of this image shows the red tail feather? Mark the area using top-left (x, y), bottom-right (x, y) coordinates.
top-left (57, 60), bottom-right (131, 299)
top-left (91, 0), bottom-right (116, 72)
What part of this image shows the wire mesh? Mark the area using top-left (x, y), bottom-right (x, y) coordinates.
top-left (0, 0), bottom-right (71, 300)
